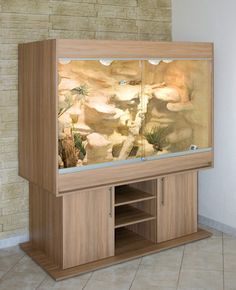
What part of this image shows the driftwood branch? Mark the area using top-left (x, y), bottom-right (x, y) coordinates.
top-left (118, 93), bottom-right (149, 160)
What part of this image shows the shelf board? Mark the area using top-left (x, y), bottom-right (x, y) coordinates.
top-left (115, 186), bottom-right (155, 206)
top-left (115, 205), bottom-right (155, 229)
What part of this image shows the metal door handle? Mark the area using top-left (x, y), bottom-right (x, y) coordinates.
top-left (161, 178), bottom-right (165, 206)
top-left (109, 187), bottom-right (113, 217)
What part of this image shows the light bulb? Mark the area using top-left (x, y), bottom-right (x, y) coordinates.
top-left (163, 59), bottom-right (173, 63)
top-left (99, 59), bottom-right (113, 66)
top-left (59, 59), bottom-right (71, 65)
top-left (148, 59), bottom-right (161, 65)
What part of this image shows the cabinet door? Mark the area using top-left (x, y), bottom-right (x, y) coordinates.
top-left (62, 187), bottom-right (114, 268)
top-left (157, 172), bottom-right (197, 243)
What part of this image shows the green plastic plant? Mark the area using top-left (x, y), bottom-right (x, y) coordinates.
top-left (58, 94), bottom-right (74, 117)
top-left (144, 126), bottom-right (170, 152)
top-left (71, 84), bottom-right (89, 97)
top-left (58, 84), bottom-right (89, 118)
top-left (74, 133), bottom-right (86, 160)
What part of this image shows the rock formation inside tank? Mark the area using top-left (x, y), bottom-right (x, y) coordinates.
top-left (58, 59), bottom-right (211, 169)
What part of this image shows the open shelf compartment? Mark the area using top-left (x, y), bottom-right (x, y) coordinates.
top-left (115, 227), bottom-right (156, 255)
top-left (114, 178), bottom-right (157, 254)
top-left (115, 185), bottom-right (156, 206)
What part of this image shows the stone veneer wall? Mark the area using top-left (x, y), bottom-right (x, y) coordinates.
top-left (0, 0), bottom-right (171, 242)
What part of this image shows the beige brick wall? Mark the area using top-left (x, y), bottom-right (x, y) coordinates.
top-left (0, 0), bottom-right (171, 241)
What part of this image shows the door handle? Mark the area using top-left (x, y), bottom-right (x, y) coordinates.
top-left (161, 177), bottom-right (165, 206)
top-left (109, 187), bottom-right (113, 217)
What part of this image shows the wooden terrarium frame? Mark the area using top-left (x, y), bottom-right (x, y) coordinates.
top-left (19, 39), bottom-right (213, 195)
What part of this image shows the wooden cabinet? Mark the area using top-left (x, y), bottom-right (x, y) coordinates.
top-left (18, 39), bottom-right (213, 281)
top-left (157, 172), bottom-right (198, 243)
top-left (62, 188), bottom-right (114, 268)
top-left (23, 171), bottom-right (211, 281)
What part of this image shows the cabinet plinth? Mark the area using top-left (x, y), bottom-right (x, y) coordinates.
top-left (21, 226), bottom-right (211, 281)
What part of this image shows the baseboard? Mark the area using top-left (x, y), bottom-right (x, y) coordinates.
top-left (0, 233), bottom-right (29, 249)
top-left (198, 215), bottom-right (236, 237)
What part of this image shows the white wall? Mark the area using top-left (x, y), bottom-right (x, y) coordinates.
top-left (172, 0), bottom-right (236, 229)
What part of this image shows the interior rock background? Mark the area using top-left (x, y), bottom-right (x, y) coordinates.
top-left (0, 0), bottom-right (171, 243)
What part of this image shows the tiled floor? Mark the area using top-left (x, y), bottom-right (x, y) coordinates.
top-left (0, 226), bottom-right (236, 290)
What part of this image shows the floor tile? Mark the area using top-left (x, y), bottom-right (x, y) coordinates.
top-left (11, 256), bottom-right (46, 274)
top-left (0, 246), bottom-right (25, 258)
top-left (178, 269), bottom-right (223, 290)
top-left (134, 265), bottom-right (179, 288)
top-left (84, 279), bottom-right (131, 290)
top-left (224, 253), bottom-right (236, 271)
top-left (0, 253), bottom-right (24, 271)
top-left (224, 271), bottom-right (236, 290)
top-left (141, 246), bottom-right (184, 269)
top-left (223, 233), bottom-right (236, 239)
top-left (185, 236), bottom-right (222, 254)
top-left (37, 275), bottom-right (88, 290)
top-left (182, 250), bottom-right (223, 271)
top-left (0, 271), bottom-right (46, 290)
top-left (131, 278), bottom-right (176, 290)
top-left (75, 272), bottom-right (93, 280)
top-left (198, 224), bottom-right (223, 238)
top-left (90, 259), bottom-right (140, 283)
top-left (224, 238), bottom-right (236, 254)
top-left (0, 271), bottom-right (6, 279)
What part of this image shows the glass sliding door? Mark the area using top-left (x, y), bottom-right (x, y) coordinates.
top-left (142, 59), bottom-right (212, 160)
top-left (58, 59), bottom-right (143, 171)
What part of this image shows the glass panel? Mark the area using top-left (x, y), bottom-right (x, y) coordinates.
top-left (58, 59), bottom-right (143, 170)
top-left (142, 59), bottom-right (211, 159)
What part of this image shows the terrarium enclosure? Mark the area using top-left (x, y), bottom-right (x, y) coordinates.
top-left (58, 58), bottom-right (212, 172)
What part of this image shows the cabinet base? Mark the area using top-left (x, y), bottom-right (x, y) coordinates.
top-left (20, 228), bottom-right (211, 281)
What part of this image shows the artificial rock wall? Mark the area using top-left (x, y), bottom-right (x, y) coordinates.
top-left (0, 0), bottom-right (171, 242)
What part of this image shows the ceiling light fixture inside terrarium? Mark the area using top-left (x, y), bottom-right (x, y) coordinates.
top-left (163, 59), bottom-right (173, 63)
top-left (59, 59), bottom-right (71, 65)
top-left (148, 59), bottom-right (161, 65)
top-left (99, 59), bottom-right (113, 66)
